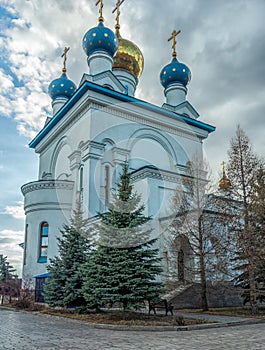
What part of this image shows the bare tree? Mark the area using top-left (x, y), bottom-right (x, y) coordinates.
top-left (227, 125), bottom-right (262, 312)
top-left (166, 156), bottom-right (232, 310)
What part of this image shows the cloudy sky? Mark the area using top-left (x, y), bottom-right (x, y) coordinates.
top-left (0, 0), bottom-right (264, 275)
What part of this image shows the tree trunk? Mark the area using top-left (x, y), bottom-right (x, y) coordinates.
top-left (248, 254), bottom-right (258, 314)
top-left (199, 216), bottom-right (208, 311)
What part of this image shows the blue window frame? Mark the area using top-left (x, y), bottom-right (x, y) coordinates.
top-left (38, 222), bottom-right (48, 263)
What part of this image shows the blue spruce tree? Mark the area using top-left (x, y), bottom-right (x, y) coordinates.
top-left (44, 201), bottom-right (91, 308)
top-left (82, 163), bottom-right (163, 311)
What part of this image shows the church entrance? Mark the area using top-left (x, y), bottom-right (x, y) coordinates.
top-left (166, 234), bottom-right (194, 283)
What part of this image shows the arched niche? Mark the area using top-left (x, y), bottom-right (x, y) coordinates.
top-left (50, 137), bottom-right (72, 180)
top-left (168, 234), bottom-right (194, 283)
top-left (127, 128), bottom-right (178, 171)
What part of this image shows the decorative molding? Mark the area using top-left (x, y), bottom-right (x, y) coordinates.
top-left (131, 166), bottom-right (184, 184)
top-left (81, 140), bottom-right (105, 161)
top-left (21, 180), bottom-right (74, 195)
top-left (35, 95), bottom-right (207, 157)
top-left (89, 102), bottom-right (204, 143)
top-left (30, 82), bottom-right (214, 151)
top-left (112, 146), bottom-right (130, 164)
top-left (68, 150), bottom-right (81, 171)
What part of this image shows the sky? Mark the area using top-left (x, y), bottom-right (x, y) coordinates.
top-left (0, 0), bottom-right (264, 276)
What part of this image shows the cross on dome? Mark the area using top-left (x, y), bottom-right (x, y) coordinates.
top-left (112, 0), bottom-right (125, 37)
top-left (95, 0), bottom-right (104, 23)
top-left (168, 29), bottom-right (181, 58)
top-left (221, 161), bottom-right (226, 174)
top-left (61, 47), bottom-right (70, 73)
top-left (48, 46), bottom-right (76, 103)
top-left (218, 161), bottom-right (232, 191)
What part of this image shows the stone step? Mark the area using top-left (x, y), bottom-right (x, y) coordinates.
top-left (162, 284), bottom-right (193, 301)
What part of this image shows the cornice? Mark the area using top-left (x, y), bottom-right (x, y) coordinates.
top-left (21, 180), bottom-right (74, 195)
top-left (29, 81), bottom-right (215, 149)
top-left (131, 166), bottom-right (183, 184)
top-left (90, 102), bottom-right (204, 143)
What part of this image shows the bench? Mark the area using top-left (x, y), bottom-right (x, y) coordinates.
top-left (148, 299), bottom-right (174, 316)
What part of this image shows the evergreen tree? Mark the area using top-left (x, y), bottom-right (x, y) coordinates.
top-left (0, 255), bottom-right (16, 282)
top-left (44, 201), bottom-right (91, 308)
top-left (227, 125), bottom-right (262, 311)
top-left (82, 163), bottom-right (163, 311)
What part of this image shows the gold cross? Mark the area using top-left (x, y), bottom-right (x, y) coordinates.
top-left (221, 161), bottom-right (227, 176)
top-left (95, 0), bottom-right (104, 23)
top-left (61, 47), bottom-right (70, 73)
top-left (112, 0), bottom-right (125, 36)
top-left (168, 29), bottom-right (181, 58)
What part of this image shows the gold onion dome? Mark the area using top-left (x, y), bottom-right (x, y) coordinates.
top-left (113, 36), bottom-right (144, 79)
top-left (218, 162), bottom-right (232, 190)
top-left (112, 1), bottom-right (143, 78)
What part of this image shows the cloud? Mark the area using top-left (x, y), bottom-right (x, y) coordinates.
top-left (0, 0), bottom-right (264, 278)
top-left (4, 201), bottom-right (25, 220)
top-left (0, 229), bottom-right (24, 275)
top-left (0, 68), bottom-right (14, 93)
top-left (1, 0), bottom-right (262, 152)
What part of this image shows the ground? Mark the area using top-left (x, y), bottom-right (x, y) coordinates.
top-left (40, 309), bottom-right (207, 326)
top-left (1, 307), bottom-right (265, 349)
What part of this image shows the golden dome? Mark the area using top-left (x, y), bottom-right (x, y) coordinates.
top-left (218, 162), bottom-right (232, 190)
top-left (218, 176), bottom-right (232, 190)
top-left (113, 37), bottom-right (144, 78)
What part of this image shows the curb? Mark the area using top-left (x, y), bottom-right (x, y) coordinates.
top-left (35, 311), bottom-right (265, 332)
top-left (80, 318), bottom-right (265, 332)
top-left (1, 306), bottom-right (265, 332)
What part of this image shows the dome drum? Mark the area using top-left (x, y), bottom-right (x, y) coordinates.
top-left (164, 83), bottom-right (187, 106)
top-left (87, 50), bottom-right (114, 75)
top-left (51, 97), bottom-right (69, 115)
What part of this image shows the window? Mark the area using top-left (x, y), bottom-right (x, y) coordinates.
top-left (105, 165), bottom-right (110, 206)
top-left (23, 224), bottom-right (28, 265)
top-left (38, 222), bottom-right (49, 263)
top-left (79, 166), bottom-right (84, 193)
top-left (35, 276), bottom-right (48, 303)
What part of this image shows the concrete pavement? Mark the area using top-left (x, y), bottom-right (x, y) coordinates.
top-left (1, 307), bottom-right (265, 349)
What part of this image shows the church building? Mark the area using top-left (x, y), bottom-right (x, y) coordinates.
top-left (21, 1), bottom-right (216, 292)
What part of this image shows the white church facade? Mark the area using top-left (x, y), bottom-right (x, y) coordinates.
top-left (21, 2), bottom-right (216, 289)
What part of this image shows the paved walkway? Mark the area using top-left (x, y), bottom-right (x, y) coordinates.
top-left (1, 307), bottom-right (265, 349)
top-left (180, 311), bottom-right (262, 326)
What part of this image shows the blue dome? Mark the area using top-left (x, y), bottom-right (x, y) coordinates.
top-left (160, 58), bottom-right (191, 88)
top-left (48, 73), bottom-right (76, 100)
top-left (82, 22), bottom-right (118, 58)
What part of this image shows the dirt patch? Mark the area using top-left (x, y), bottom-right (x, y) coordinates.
top-left (40, 309), bottom-right (211, 326)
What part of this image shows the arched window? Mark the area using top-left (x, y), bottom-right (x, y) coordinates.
top-left (38, 222), bottom-right (49, 263)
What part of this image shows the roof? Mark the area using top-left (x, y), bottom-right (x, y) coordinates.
top-left (33, 273), bottom-right (50, 278)
top-left (29, 80), bottom-right (215, 149)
